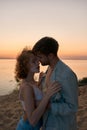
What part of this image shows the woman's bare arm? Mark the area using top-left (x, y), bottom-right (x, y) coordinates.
top-left (23, 81), bottom-right (61, 126)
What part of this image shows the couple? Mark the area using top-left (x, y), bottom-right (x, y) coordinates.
top-left (15, 37), bottom-right (78, 130)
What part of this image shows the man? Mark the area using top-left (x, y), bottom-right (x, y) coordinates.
top-left (32, 37), bottom-right (78, 130)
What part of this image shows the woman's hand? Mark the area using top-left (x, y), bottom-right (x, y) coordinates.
top-left (46, 81), bottom-right (61, 98)
top-left (39, 72), bottom-right (45, 81)
top-left (38, 72), bottom-right (46, 88)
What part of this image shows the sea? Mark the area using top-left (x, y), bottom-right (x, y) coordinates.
top-left (0, 59), bottom-right (87, 96)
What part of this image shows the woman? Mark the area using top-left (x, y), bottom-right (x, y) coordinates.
top-left (15, 47), bottom-right (61, 130)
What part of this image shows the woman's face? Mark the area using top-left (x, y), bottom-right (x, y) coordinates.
top-left (28, 54), bottom-right (40, 73)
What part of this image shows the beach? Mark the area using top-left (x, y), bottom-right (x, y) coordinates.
top-left (0, 85), bottom-right (87, 130)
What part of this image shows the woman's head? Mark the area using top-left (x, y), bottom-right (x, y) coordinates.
top-left (15, 47), bottom-right (39, 82)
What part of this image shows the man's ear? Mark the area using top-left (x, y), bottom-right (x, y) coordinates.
top-left (48, 53), bottom-right (54, 59)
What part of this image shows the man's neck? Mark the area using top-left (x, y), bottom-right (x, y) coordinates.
top-left (50, 57), bottom-right (59, 69)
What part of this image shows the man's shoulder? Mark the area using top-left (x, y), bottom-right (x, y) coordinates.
top-left (56, 59), bottom-right (71, 72)
top-left (56, 60), bottom-right (77, 78)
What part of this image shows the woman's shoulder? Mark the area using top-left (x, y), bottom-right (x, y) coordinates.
top-left (20, 80), bottom-right (34, 93)
top-left (20, 81), bottom-right (35, 101)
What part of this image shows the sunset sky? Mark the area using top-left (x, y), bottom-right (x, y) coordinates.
top-left (0, 0), bottom-right (87, 59)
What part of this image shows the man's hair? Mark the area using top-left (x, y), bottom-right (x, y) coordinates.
top-left (32, 37), bottom-right (59, 56)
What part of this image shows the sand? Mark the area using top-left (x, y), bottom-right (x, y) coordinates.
top-left (0, 86), bottom-right (87, 130)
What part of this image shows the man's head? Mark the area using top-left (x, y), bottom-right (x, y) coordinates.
top-left (32, 37), bottom-right (59, 66)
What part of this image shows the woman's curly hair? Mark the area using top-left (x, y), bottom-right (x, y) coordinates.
top-left (15, 47), bottom-right (33, 82)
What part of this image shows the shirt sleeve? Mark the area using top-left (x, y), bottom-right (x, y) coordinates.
top-left (51, 72), bottom-right (78, 116)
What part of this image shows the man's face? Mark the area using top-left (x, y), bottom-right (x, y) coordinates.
top-left (36, 53), bottom-right (50, 66)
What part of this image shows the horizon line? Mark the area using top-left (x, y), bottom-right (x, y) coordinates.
top-left (0, 57), bottom-right (87, 60)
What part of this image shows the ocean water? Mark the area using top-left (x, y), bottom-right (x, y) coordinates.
top-left (0, 59), bottom-right (87, 96)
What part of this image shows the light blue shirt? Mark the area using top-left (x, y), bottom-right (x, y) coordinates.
top-left (42, 60), bottom-right (78, 130)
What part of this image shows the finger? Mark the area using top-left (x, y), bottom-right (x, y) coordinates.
top-left (51, 83), bottom-right (61, 89)
top-left (48, 85), bottom-right (61, 93)
top-left (50, 81), bottom-right (60, 88)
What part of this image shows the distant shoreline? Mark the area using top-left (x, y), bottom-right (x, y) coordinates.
top-left (0, 58), bottom-right (87, 60)
top-left (0, 58), bottom-right (16, 59)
